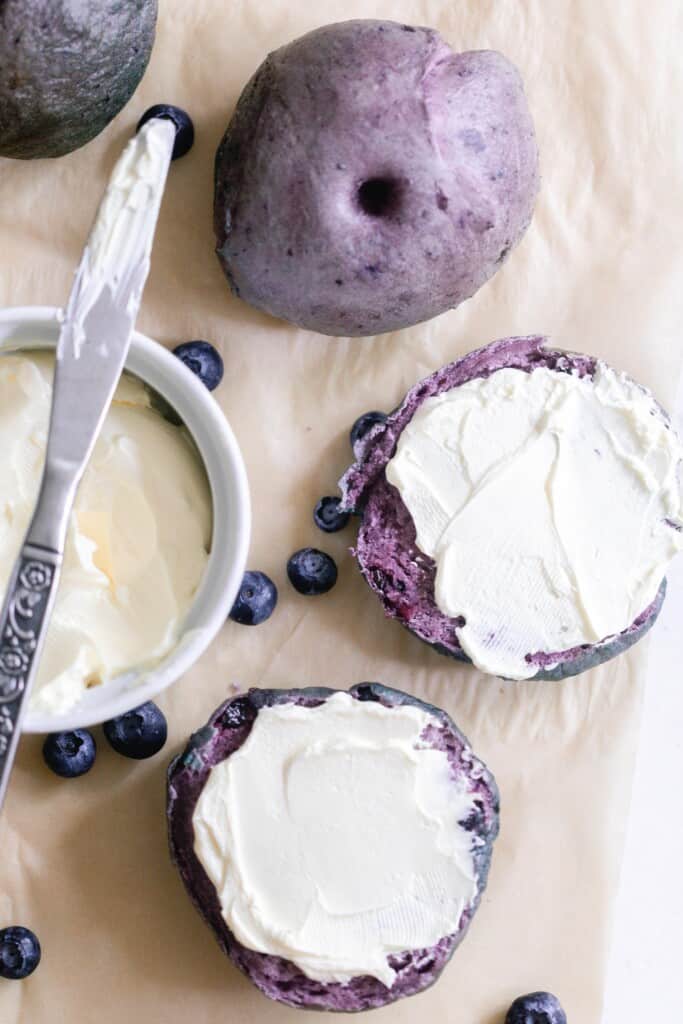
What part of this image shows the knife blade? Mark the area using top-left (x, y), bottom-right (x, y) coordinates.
top-left (30, 116), bottom-right (176, 552)
top-left (0, 116), bottom-right (175, 809)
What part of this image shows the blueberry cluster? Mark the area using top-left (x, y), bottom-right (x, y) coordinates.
top-left (227, 413), bottom-right (385, 626)
top-left (7, 701), bottom-right (169, 982)
top-left (42, 701), bottom-right (168, 778)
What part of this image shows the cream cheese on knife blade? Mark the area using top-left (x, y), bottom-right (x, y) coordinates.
top-left (60, 117), bottom-right (176, 359)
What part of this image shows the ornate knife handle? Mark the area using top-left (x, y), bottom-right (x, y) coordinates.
top-left (0, 545), bottom-right (62, 810)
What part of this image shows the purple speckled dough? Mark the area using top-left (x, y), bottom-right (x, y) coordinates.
top-left (167, 684), bottom-right (499, 1012)
top-left (214, 19), bottom-right (539, 336)
top-left (339, 336), bottom-right (668, 679)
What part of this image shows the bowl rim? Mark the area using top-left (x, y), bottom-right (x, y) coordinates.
top-left (0, 305), bottom-right (251, 733)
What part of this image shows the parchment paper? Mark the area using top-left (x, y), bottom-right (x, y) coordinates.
top-left (1, 2), bottom-right (682, 1022)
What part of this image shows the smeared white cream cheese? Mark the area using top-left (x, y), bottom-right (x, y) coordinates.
top-left (0, 352), bottom-right (211, 714)
top-left (192, 692), bottom-right (478, 986)
top-left (61, 117), bottom-right (176, 360)
top-left (386, 364), bottom-right (683, 679)
top-left (87, 117), bottom-right (175, 279)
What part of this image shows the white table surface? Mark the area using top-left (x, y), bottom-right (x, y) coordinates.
top-left (603, 373), bottom-right (683, 1020)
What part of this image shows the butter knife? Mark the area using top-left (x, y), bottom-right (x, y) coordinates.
top-left (0, 117), bottom-right (176, 809)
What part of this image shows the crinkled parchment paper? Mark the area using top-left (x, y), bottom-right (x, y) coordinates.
top-left (0, 1), bottom-right (682, 1021)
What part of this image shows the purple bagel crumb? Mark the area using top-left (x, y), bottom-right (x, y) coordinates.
top-left (168, 684), bottom-right (499, 1012)
top-left (339, 336), bottom-right (668, 679)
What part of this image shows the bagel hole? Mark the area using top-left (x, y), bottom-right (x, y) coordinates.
top-left (357, 177), bottom-right (402, 217)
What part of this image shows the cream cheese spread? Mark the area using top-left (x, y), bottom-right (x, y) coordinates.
top-left (0, 352), bottom-right (211, 714)
top-left (192, 692), bottom-right (478, 986)
top-left (61, 117), bottom-right (176, 361)
top-left (87, 116), bottom-right (174, 280)
top-left (386, 364), bottom-right (683, 679)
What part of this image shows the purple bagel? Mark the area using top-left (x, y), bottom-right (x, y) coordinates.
top-left (339, 336), bottom-right (667, 679)
top-left (214, 19), bottom-right (538, 336)
top-left (167, 684), bottom-right (499, 1011)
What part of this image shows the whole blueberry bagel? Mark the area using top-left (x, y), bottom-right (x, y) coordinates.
top-left (214, 19), bottom-right (539, 336)
top-left (168, 684), bottom-right (499, 1011)
top-left (339, 336), bottom-right (681, 679)
top-left (0, 0), bottom-right (157, 159)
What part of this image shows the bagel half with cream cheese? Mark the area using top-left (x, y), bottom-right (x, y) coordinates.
top-left (167, 684), bottom-right (499, 1011)
top-left (339, 336), bottom-right (681, 680)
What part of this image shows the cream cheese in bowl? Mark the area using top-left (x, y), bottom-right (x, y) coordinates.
top-left (0, 351), bottom-right (212, 714)
top-left (0, 306), bottom-right (251, 733)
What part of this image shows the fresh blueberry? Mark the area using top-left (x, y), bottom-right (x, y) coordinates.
top-left (505, 991), bottom-right (567, 1024)
top-left (313, 496), bottom-right (350, 533)
top-left (229, 571), bottom-right (278, 626)
top-left (350, 410), bottom-right (387, 449)
top-left (42, 729), bottom-right (96, 778)
top-left (0, 927), bottom-right (41, 980)
top-left (103, 701), bottom-right (167, 760)
top-left (173, 340), bottom-right (224, 391)
top-left (287, 548), bottom-right (338, 595)
top-left (136, 104), bottom-right (195, 160)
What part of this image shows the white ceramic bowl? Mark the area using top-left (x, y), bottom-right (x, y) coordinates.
top-left (0, 306), bottom-right (251, 734)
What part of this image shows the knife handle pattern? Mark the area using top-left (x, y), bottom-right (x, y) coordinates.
top-left (0, 546), bottom-right (62, 808)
